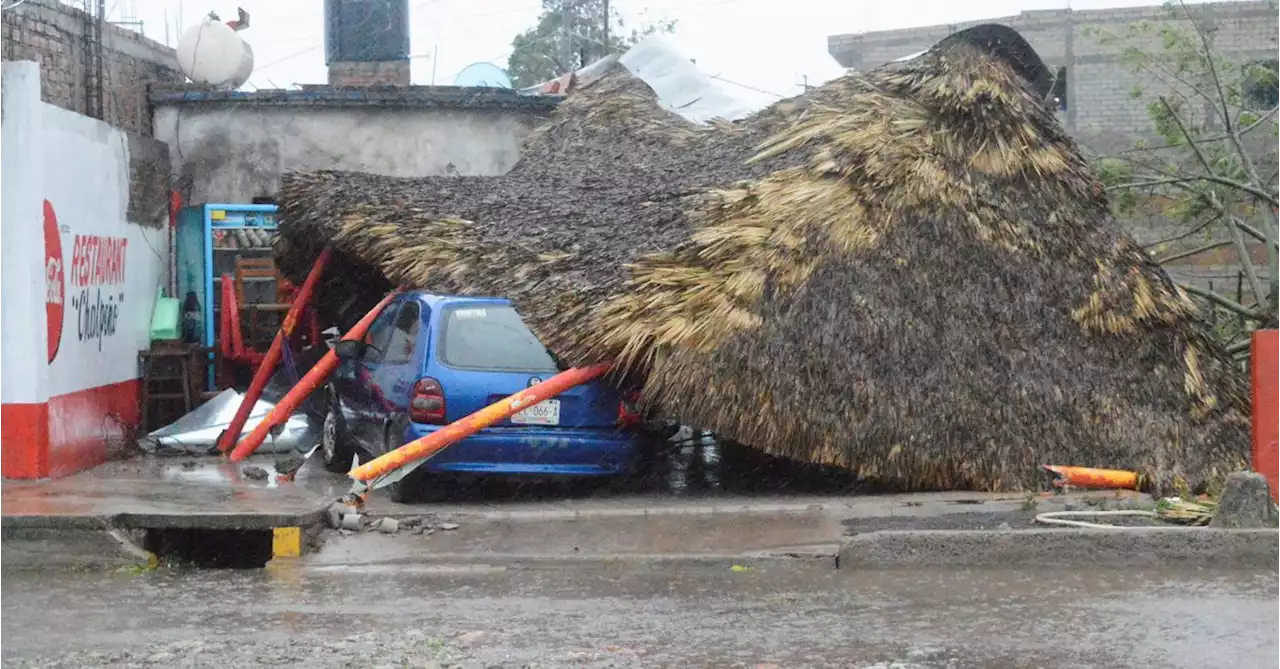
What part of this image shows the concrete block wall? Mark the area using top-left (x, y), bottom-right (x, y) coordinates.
top-left (828, 1), bottom-right (1278, 153)
top-left (1, 0), bottom-right (184, 136)
top-left (828, 1), bottom-right (1277, 293)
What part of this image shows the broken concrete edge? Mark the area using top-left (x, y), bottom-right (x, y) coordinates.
top-left (1, 527), bottom-right (157, 571)
top-left (0, 507), bottom-right (329, 531)
top-left (1210, 471), bottom-right (1279, 529)
top-left (838, 528), bottom-right (1280, 569)
top-left (1, 521), bottom-right (329, 571)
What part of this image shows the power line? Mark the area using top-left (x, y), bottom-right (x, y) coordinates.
top-left (709, 74), bottom-right (786, 98)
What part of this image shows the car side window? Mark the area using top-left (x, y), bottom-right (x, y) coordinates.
top-left (381, 301), bottom-right (421, 365)
top-left (363, 305), bottom-right (399, 365)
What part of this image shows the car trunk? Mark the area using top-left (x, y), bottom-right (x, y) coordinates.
top-left (435, 303), bottom-right (621, 429)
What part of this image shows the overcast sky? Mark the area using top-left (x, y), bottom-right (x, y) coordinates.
top-left (107, 0), bottom-right (1220, 99)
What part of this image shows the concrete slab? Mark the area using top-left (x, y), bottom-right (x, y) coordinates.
top-left (1, 456), bottom-right (335, 530)
top-left (839, 528), bottom-right (1280, 569)
top-left (308, 510), bottom-right (847, 567)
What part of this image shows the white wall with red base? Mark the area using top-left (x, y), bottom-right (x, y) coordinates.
top-left (2, 61), bottom-right (169, 479)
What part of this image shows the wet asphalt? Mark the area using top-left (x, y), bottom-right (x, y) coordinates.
top-left (2, 562), bottom-right (1276, 668)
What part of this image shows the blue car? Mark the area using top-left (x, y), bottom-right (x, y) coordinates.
top-left (321, 291), bottom-right (643, 501)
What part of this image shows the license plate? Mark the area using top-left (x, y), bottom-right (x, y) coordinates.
top-left (511, 399), bottom-right (560, 426)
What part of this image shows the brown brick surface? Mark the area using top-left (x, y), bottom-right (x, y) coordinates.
top-left (1, 0), bottom-right (183, 136)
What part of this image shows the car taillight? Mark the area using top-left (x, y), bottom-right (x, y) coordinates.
top-left (409, 377), bottom-right (446, 425)
top-left (618, 391), bottom-right (643, 428)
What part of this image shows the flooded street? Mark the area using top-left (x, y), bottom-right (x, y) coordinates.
top-left (3, 563), bottom-right (1275, 668)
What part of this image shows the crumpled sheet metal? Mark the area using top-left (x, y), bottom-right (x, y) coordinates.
top-left (141, 388), bottom-right (321, 455)
top-left (618, 36), bottom-right (764, 124)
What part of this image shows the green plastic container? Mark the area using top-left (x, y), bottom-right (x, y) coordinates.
top-left (150, 294), bottom-right (181, 342)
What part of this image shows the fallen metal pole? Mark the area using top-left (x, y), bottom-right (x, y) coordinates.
top-left (1043, 465), bottom-right (1138, 490)
top-left (349, 363), bottom-right (612, 483)
top-left (229, 288), bottom-right (403, 462)
top-left (217, 245), bottom-right (332, 453)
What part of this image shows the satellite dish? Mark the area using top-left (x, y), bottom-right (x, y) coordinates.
top-left (453, 62), bottom-right (513, 88)
top-left (176, 18), bottom-right (255, 89)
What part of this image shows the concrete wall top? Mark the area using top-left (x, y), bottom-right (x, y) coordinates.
top-left (150, 85), bottom-right (563, 112)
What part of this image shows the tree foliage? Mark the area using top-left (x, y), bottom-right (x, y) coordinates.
top-left (506, 0), bottom-right (676, 88)
top-left (1089, 0), bottom-right (1279, 350)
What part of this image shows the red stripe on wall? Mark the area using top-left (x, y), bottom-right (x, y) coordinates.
top-left (46, 378), bottom-right (141, 479)
top-left (1, 402), bottom-right (51, 479)
top-left (2, 378), bottom-right (141, 480)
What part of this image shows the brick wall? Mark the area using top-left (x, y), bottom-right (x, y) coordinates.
top-left (328, 60), bottom-right (411, 87)
top-left (2, 0), bottom-right (184, 136)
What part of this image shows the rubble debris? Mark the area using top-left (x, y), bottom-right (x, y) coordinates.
top-left (339, 514), bottom-right (364, 531)
top-left (455, 631), bottom-right (486, 646)
top-left (1210, 472), bottom-right (1279, 528)
top-left (241, 465), bottom-right (269, 481)
top-left (438, 522), bottom-right (460, 531)
top-left (326, 502), bottom-right (348, 529)
top-left (276, 24), bottom-right (1250, 495)
top-left (373, 518), bottom-right (400, 534)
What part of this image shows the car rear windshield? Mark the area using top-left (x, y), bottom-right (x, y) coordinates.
top-left (439, 304), bottom-right (560, 372)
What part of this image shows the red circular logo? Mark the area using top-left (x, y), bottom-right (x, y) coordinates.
top-left (44, 200), bottom-right (64, 364)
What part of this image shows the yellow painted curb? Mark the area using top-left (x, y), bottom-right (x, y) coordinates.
top-left (272, 527), bottom-right (302, 559)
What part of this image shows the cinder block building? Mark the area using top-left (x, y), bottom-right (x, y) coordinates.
top-left (828, 1), bottom-right (1278, 154)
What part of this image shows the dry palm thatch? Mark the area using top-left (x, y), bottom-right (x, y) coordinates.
top-left (276, 25), bottom-right (1250, 495)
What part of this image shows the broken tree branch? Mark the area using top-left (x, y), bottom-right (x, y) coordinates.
top-left (1178, 0), bottom-right (1280, 295)
top-left (1142, 214), bottom-right (1223, 249)
top-left (1178, 282), bottom-right (1266, 320)
top-left (1155, 240), bottom-right (1232, 264)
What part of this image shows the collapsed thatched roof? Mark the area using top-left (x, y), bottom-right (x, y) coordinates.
top-left (276, 25), bottom-right (1250, 495)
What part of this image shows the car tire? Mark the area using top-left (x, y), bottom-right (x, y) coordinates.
top-left (385, 417), bottom-right (434, 504)
top-left (320, 387), bottom-right (357, 474)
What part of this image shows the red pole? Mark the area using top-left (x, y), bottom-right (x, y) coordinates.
top-left (1252, 330), bottom-right (1278, 502)
top-left (216, 246), bottom-right (333, 453)
top-left (229, 288), bottom-right (403, 462)
top-left (350, 364), bottom-right (611, 483)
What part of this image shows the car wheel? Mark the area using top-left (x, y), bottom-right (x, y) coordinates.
top-left (320, 388), bottom-right (357, 474)
top-left (385, 417), bottom-right (434, 504)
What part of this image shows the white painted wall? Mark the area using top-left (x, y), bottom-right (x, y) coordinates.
top-left (38, 103), bottom-right (168, 395)
top-left (0, 62), bottom-right (50, 406)
top-left (152, 105), bottom-right (545, 204)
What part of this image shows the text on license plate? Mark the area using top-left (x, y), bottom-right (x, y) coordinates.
top-left (511, 399), bottom-right (560, 426)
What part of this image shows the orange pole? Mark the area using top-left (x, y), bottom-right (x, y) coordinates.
top-left (217, 246), bottom-right (332, 453)
top-left (1043, 465), bottom-right (1138, 490)
top-left (228, 288), bottom-right (403, 462)
top-left (350, 363), bottom-right (612, 483)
